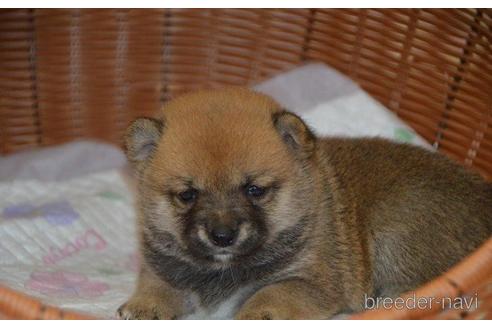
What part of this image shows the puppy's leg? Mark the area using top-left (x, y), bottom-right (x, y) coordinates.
top-left (117, 265), bottom-right (184, 319)
top-left (235, 279), bottom-right (341, 319)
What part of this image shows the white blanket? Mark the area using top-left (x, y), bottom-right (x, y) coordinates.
top-left (0, 170), bottom-right (137, 318)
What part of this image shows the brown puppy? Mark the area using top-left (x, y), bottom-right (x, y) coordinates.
top-left (118, 87), bottom-right (492, 319)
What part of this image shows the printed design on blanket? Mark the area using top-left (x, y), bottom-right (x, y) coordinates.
top-left (394, 127), bottom-right (416, 143)
top-left (43, 228), bottom-right (107, 265)
top-left (25, 270), bottom-right (110, 298)
top-left (2, 200), bottom-right (79, 225)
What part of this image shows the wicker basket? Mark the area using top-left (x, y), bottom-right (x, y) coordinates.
top-left (0, 8), bottom-right (491, 320)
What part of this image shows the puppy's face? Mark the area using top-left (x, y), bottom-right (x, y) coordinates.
top-left (126, 88), bottom-right (317, 268)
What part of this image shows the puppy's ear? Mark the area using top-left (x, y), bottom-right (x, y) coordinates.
top-left (124, 117), bottom-right (164, 170)
top-left (273, 111), bottom-right (316, 160)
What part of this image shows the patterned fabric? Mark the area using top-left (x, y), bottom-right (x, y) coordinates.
top-left (0, 170), bottom-right (138, 318)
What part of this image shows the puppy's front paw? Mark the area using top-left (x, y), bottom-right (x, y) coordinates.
top-left (117, 297), bottom-right (177, 320)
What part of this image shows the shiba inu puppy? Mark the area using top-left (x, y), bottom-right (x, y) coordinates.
top-left (118, 88), bottom-right (491, 319)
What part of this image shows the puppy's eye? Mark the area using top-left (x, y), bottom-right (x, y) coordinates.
top-left (246, 185), bottom-right (266, 198)
top-left (178, 188), bottom-right (198, 203)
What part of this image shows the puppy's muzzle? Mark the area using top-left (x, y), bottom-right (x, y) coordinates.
top-left (208, 223), bottom-right (238, 247)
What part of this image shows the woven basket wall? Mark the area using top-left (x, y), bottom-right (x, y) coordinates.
top-left (0, 8), bottom-right (491, 320)
top-left (1, 9), bottom-right (492, 180)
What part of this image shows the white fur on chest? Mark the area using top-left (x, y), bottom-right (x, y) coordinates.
top-left (182, 285), bottom-right (256, 320)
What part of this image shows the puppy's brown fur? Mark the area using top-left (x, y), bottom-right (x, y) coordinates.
top-left (119, 88), bottom-right (491, 319)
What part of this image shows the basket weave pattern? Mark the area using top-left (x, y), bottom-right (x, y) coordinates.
top-left (0, 9), bottom-right (491, 319)
top-left (1, 9), bottom-right (491, 179)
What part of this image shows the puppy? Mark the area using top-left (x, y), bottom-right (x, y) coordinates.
top-left (118, 88), bottom-right (491, 319)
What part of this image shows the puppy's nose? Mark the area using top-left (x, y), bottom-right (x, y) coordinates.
top-left (209, 225), bottom-right (238, 247)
